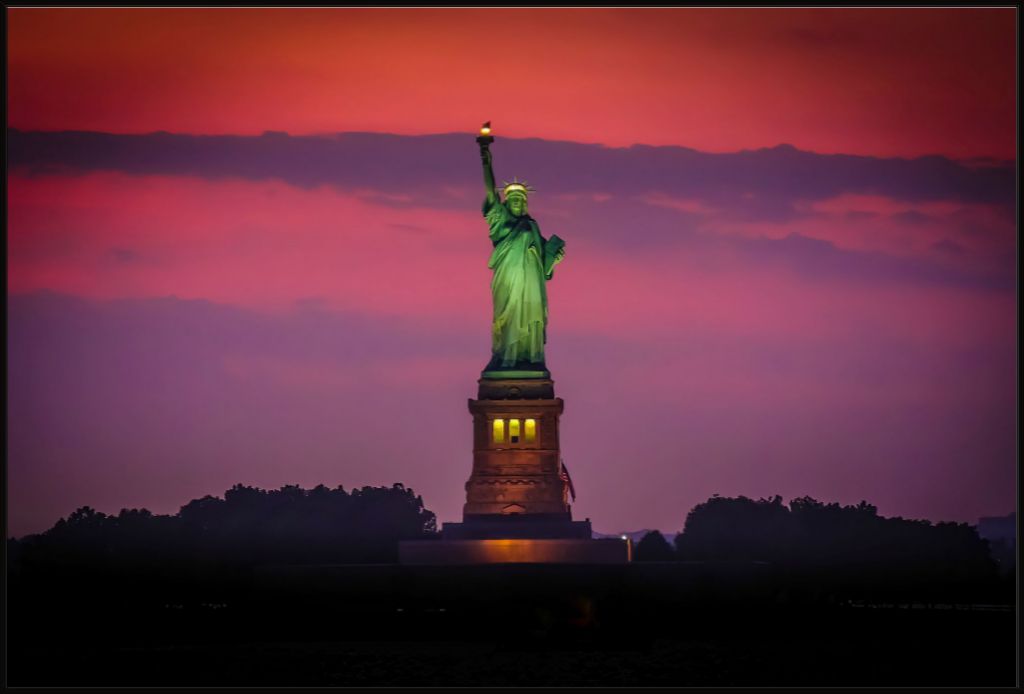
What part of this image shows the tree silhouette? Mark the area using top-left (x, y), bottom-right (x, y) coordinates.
top-left (14, 482), bottom-right (437, 575)
top-left (635, 530), bottom-right (675, 561)
top-left (675, 495), bottom-right (791, 561)
top-left (671, 493), bottom-right (1000, 601)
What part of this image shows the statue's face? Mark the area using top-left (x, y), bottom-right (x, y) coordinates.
top-left (507, 194), bottom-right (528, 217)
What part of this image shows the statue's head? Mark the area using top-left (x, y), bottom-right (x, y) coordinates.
top-left (503, 179), bottom-right (534, 217)
top-left (506, 191), bottom-right (528, 216)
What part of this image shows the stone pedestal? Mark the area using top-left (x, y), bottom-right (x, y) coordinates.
top-left (463, 378), bottom-right (568, 520)
top-left (399, 376), bottom-right (631, 565)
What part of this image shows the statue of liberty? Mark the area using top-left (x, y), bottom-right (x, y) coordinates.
top-left (477, 123), bottom-right (566, 379)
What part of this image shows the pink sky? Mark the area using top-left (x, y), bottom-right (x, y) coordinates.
top-left (8, 8), bottom-right (1015, 158)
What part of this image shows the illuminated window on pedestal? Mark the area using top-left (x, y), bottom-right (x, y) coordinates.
top-left (493, 418), bottom-right (537, 446)
top-left (525, 418), bottom-right (536, 443)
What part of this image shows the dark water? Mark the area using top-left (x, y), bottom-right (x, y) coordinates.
top-left (9, 562), bottom-right (1016, 686)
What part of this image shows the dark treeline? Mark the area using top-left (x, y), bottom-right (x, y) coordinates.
top-left (10, 487), bottom-right (1010, 602)
top-left (9, 482), bottom-right (437, 576)
top-left (633, 494), bottom-right (1008, 604)
top-left (10, 488), bottom-right (1006, 581)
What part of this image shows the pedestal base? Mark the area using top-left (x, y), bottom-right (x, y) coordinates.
top-left (443, 516), bottom-right (592, 539)
top-left (398, 538), bottom-right (631, 565)
top-left (481, 369), bottom-right (550, 379)
top-left (476, 378), bottom-right (555, 400)
top-left (481, 357), bottom-right (550, 381)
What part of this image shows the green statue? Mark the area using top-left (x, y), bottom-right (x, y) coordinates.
top-left (477, 123), bottom-right (565, 379)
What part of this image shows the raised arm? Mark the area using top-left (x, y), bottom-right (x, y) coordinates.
top-left (481, 145), bottom-right (497, 206)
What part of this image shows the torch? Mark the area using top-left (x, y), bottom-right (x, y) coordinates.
top-left (476, 121), bottom-right (494, 149)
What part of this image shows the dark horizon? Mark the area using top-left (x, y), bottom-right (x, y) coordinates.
top-left (6, 475), bottom-right (1017, 543)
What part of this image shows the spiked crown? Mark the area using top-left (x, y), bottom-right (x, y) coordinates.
top-left (502, 177), bottom-right (535, 200)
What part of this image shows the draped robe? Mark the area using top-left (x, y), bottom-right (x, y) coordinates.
top-left (483, 197), bottom-right (556, 369)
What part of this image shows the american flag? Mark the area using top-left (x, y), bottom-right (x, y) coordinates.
top-left (559, 459), bottom-right (576, 502)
